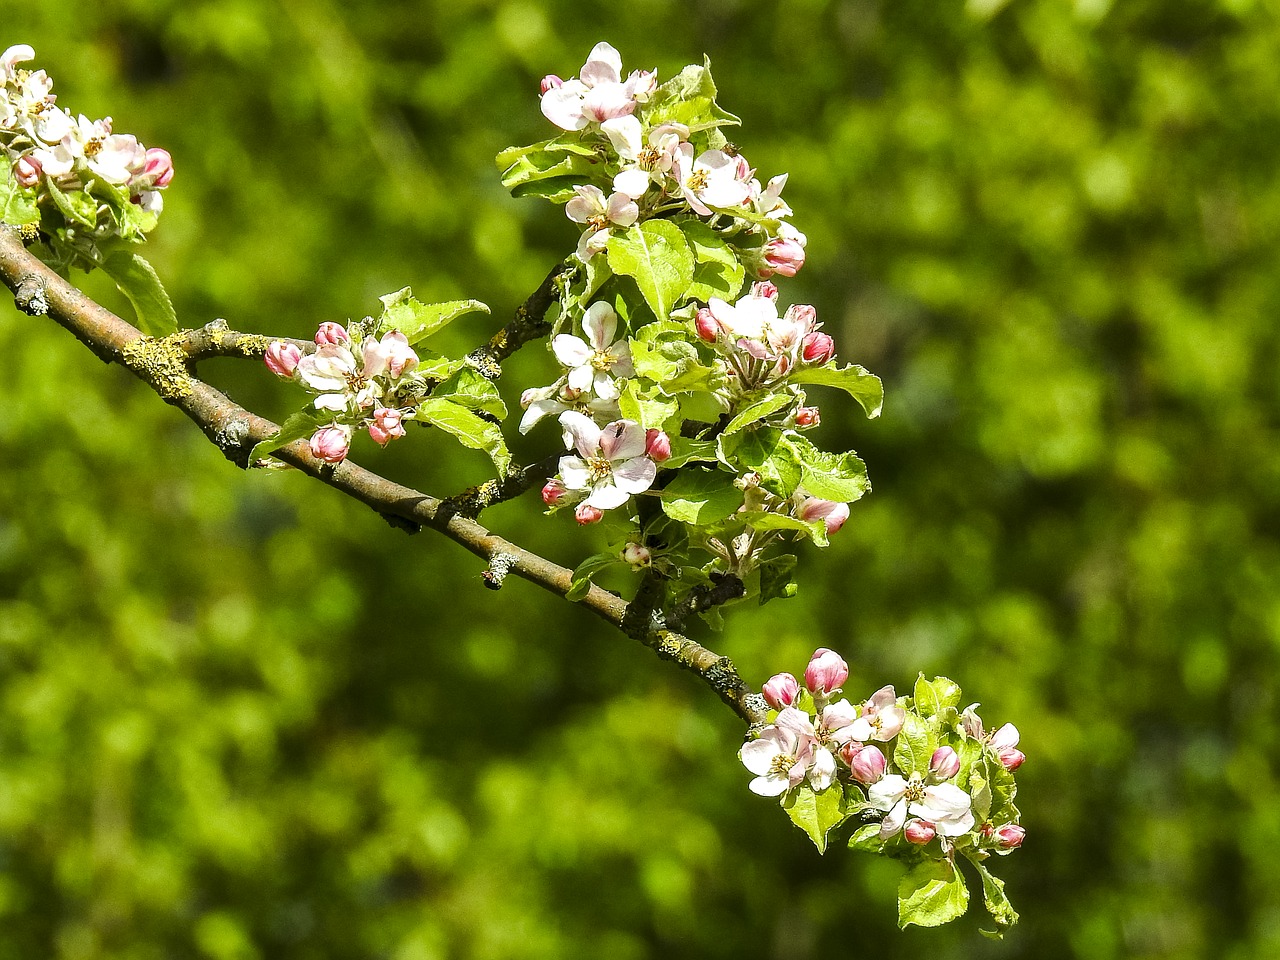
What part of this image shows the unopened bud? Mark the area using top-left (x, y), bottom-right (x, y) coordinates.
top-left (264, 340), bottom-right (302, 378)
top-left (804, 647), bottom-right (848, 696)
top-left (929, 746), bottom-right (961, 780)
top-left (621, 542), bottom-right (651, 567)
top-left (993, 823), bottom-right (1025, 849)
top-left (368, 407), bottom-right (406, 446)
top-left (574, 502), bottom-right (604, 525)
top-left (795, 406), bottom-right (820, 429)
top-left (844, 744), bottom-right (887, 785)
top-left (751, 281), bottom-right (778, 301)
top-left (763, 235), bottom-right (806, 277)
top-left (998, 748), bottom-right (1026, 771)
top-left (645, 428), bottom-right (671, 463)
top-left (799, 497), bottom-right (850, 535)
top-left (800, 331), bottom-right (835, 365)
top-left (785, 303), bottom-right (818, 332)
top-left (14, 155), bottom-right (40, 188)
top-left (540, 74), bottom-right (563, 95)
top-left (541, 479), bottom-right (570, 506)
top-left (989, 723), bottom-right (1020, 752)
top-left (309, 425), bottom-right (351, 464)
top-left (142, 147), bottom-right (174, 188)
top-left (761, 672), bottom-right (800, 710)
top-left (904, 819), bottom-right (936, 845)
top-left (314, 322), bottom-right (350, 346)
top-left (694, 307), bottom-right (719, 343)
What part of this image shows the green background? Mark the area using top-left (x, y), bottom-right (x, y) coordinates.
top-left (2, 0), bottom-right (1277, 956)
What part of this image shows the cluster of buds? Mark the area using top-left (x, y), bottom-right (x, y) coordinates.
top-left (538, 42), bottom-right (803, 276)
top-left (263, 321), bottom-right (422, 464)
top-left (694, 282), bottom-right (834, 396)
top-left (742, 649), bottom-right (1026, 854)
top-left (1, 44), bottom-right (173, 222)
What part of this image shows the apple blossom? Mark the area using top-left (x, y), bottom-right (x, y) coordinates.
top-left (674, 144), bottom-right (751, 216)
top-left (574, 503), bottom-right (604, 525)
top-left (795, 406), bottom-right (821, 429)
top-left (557, 412), bottom-right (657, 512)
top-left (869, 774), bottom-right (975, 840)
top-left (849, 685), bottom-right (906, 742)
top-left (551, 301), bottom-right (634, 401)
top-left (739, 709), bottom-right (819, 797)
top-left (539, 42), bottom-right (652, 131)
top-left (621, 542), bottom-right (652, 568)
top-left (565, 184), bottom-right (639, 260)
top-left (314, 322), bottom-right (349, 345)
top-left (804, 647), bottom-right (848, 697)
top-left (141, 146), bottom-right (174, 188)
top-left (0, 44), bottom-right (34, 83)
top-left (761, 231), bottom-right (807, 278)
top-left (992, 823), bottom-right (1026, 850)
top-left (367, 407), bottom-right (406, 446)
top-left (363, 330), bottom-right (418, 380)
top-left (541, 479), bottom-right (572, 507)
top-left (309, 424), bottom-right (352, 464)
top-left (801, 331), bottom-right (835, 365)
top-left (798, 496), bottom-right (850, 535)
top-left (264, 340), bottom-right (302, 378)
top-left (13, 155), bottom-right (39, 187)
top-left (762, 672), bottom-right (800, 710)
top-left (990, 723), bottom-right (1026, 770)
top-left (604, 119), bottom-right (688, 196)
top-left (694, 307), bottom-right (720, 343)
top-left (518, 381), bottom-right (620, 434)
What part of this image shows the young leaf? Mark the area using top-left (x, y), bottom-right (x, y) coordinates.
top-left (848, 822), bottom-right (885, 854)
top-left (44, 179), bottom-right (97, 227)
top-left (567, 552), bottom-right (625, 602)
top-left (618, 380), bottom-right (678, 430)
top-left (659, 469), bottom-right (742, 524)
top-left (738, 511), bottom-right (829, 547)
top-left (962, 850), bottom-right (1020, 936)
top-left (758, 554), bottom-right (799, 604)
top-left (99, 251), bottom-right (178, 336)
top-left (645, 58), bottom-right (742, 135)
top-left (782, 783), bottom-right (847, 854)
top-left (664, 437), bottom-right (720, 469)
top-left (431, 367), bottom-right (507, 419)
top-left (679, 219), bottom-right (745, 303)
top-left (785, 434), bottom-right (871, 503)
top-left (248, 410), bottom-right (326, 464)
top-left (606, 221), bottom-right (695, 322)
top-left (0, 165), bottom-right (38, 226)
top-left (720, 428), bottom-right (802, 498)
top-left (496, 136), bottom-right (602, 194)
top-left (898, 859), bottom-right (970, 929)
top-left (415, 397), bottom-right (511, 474)
top-left (723, 392), bottom-right (794, 437)
top-left (892, 711), bottom-right (936, 778)
top-left (790, 363), bottom-right (884, 418)
top-left (378, 287), bottom-right (490, 344)
top-left (913, 675), bottom-right (963, 718)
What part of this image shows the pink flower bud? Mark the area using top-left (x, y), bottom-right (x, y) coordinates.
top-left (14, 155), bottom-right (40, 188)
top-left (540, 74), bottom-right (563, 95)
top-left (621, 542), bottom-right (651, 567)
top-left (800, 331), bottom-right (835, 365)
top-left (309, 425), bottom-right (351, 464)
top-left (541, 479), bottom-right (570, 506)
top-left (694, 307), bottom-right (719, 343)
top-left (142, 147), bottom-right (174, 188)
top-left (798, 497), bottom-right (850, 535)
top-left (993, 823), bottom-right (1025, 849)
top-left (795, 406), bottom-right (821, 429)
top-left (929, 746), bottom-right (961, 780)
top-left (804, 647), bottom-right (848, 696)
top-left (761, 672), bottom-right (800, 710)
top-left (367, 407), bottom-right (406, 446)
top-left (785, 303), bottom-right (818, 333)
top-left (904, 819), bottom-right (936, 845)
top-left (998, 748), bottom-right (1026, 771)
top-left (989, 723), bottom-right (1020, 752)
top-left (264, 340), bottom-right (302, 378)
top-left (844, 744), bottom-right (887, 785)
top-left (574, 503), bottom-right (604, 525)
top-left (735, 155), bottom-right (752, 181)
top-left (644, 428), bottom-right (671, 463)
top-left (520, 388), bottom-right (541, 409)
top-left (315, 322), bottom-right (349, 346)
top-left (751, 281), bottom-right (778, 301)
top-left (763, 236), bottom-right (806, 277)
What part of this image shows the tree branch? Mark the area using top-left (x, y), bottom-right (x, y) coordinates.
top-left (0, 227), bottom-right (766, 726)
top-left (465, 257), bottom-right (574, 377)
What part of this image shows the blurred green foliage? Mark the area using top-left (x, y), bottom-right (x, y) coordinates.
top-left (2, 0), bottom-right (1279, 956)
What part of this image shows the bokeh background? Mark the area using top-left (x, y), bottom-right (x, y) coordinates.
top-left (2, 1), bottom-right (1277, 957)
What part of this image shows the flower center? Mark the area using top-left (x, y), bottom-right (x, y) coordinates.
top-left (769, 753), bottom-right (795, 777)
top-left (586, 455), bottom-right (613, 484)
top-left (587, 213), bottom-right (609, 232)
top-left (84, 137), bottom-right (103, 158)
top-left (904, 778), bottom-right (926, 803)
top-left (638, 147), bottom-right (661, 171)
top-left (590, 350), bottom-right (616, 372)
top-left (686, 169), bottom-right (709, 192)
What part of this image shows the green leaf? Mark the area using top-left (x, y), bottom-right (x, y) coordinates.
top-left (893, 711), bottom-right (935, 778)
top-left (645, 59), bottom-right (743, 135)
top-left (913, 675), bottom-right (963, 718)
top-left (781, 782), bottom-right (847, 853)
top-left (567, 552), bottom-right (624, 602)
top-left (758, 555), bottom-right (798, 604)
top-left (790, 363), bottom-right (884, 418)
top-left (898, 859), bottom-right (970, 929)
top-left (248, 410), bottom-right (326, 464)
top-left (679, 219), bottom-right (745, 302)
top-left (44, 179), bottom-right (97, 228)
top-left (664, 437), bottom-right (719, 469)
top-left (785, 434), bottom-right (871, 503)
top-left (723, 392), bottom-right (794, 436)
top-left (618, 379), bottom-right (678, 430)
top-left (739, 510), bottom-right (829, 547)
top-left (496, 136), bottom-right (602, 194)
top-left (720, 428), bottom-right (802, 498)
top-left (659, 469), bottom-right (742, 524)
top-left (431, 367), bottom-right (507, 419)
top-left (415, 397), bottom-right (511, 474)
top-left (378, 287), bottom-right (490, 344)
top-left (0, 165), bottom-right (39, 226)
top-left (99, 251), bottom-right (178, 336)
top-left (962, 851), bottom-right (1020, 936)
top-left (606, 221), bottom-right (695, 322)
top-left (848, 822), bottom-right (885, 854)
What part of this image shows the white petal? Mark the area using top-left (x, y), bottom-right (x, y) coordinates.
top-left (611, 456), bottom-right (656, 494)
top-left (592, 371), bottom-right (621, 401)
top-left (808, 748), bottom-right (837, 792)
top-left (740, 738), bottom-right (781, 776)
top-left (867, 775), bottom-right (908, 812)
top-left (606, 192), bottom-right (639, 227)
top-left (559, 456), bottom-right (593, 491)
top-left (599, 419), bottom-right (646, 461)
top-left (558, 410), bottom-right (601, 456)
top-left (583, 301), bottom-right (618, 349)
top-left (540, 85), bottom-right (588, 131)
top-left (586, 480), bottom-right (631, 511)
top-left (749, 774), bottom-right (792, 797)
top-left (585, 42), bottom-right (624, 80)
top-left (878, 800), bottom-right (907, 839)
top-left (613, 168), bottom-right (651, 199)
top-left (552, 334), bottom-right (592, 368)
top-left (519, 398), bottom-right (564, 434)
top-left (566, 363), bottom-right (595, 394)
top-left (600, 115), bottom-right (642, 160)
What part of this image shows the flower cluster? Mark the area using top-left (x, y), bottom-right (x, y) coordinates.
top-left (742, 649), bottom-right (1025, 926)
top-left (264, 321), bottom-right (423, 464)
top-left (1, 44), bottom-right (173, 229)
top-left (535, 41), bottom-right (803, 276)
